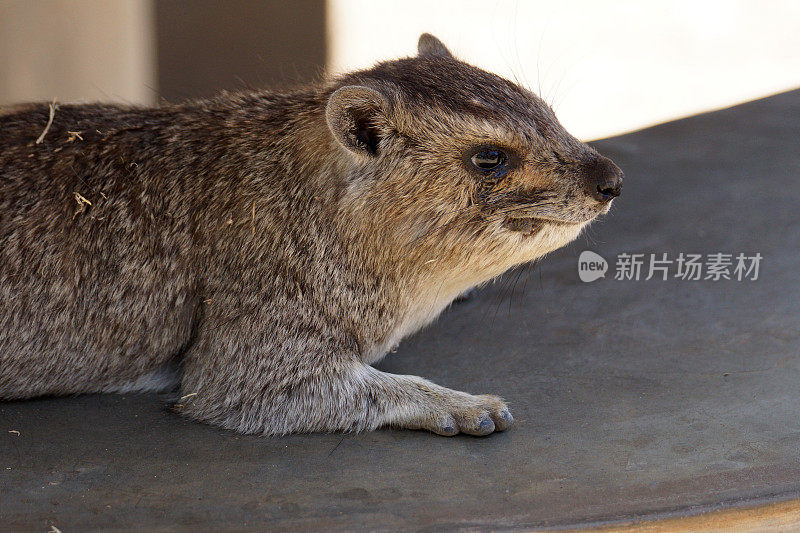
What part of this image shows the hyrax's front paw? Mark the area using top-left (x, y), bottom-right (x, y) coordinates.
top-left (410, 391), bottom-right (514, 437)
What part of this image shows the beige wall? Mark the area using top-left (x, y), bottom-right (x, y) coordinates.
top-left (0, 0), bottom-right (155, 106)
top-left (328, 0), bottom-right (800, 140)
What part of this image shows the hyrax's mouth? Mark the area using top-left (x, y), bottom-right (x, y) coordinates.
top-left (503, 216), bottom-right (577, 236)
top-left (504, 217), bottom-right (543, 235)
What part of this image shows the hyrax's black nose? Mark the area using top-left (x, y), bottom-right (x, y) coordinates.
top-left (583, 155), bottom-right (623, 202)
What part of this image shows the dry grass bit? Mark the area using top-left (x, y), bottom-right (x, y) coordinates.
top-left (35, 98), bottom-right (58, 144)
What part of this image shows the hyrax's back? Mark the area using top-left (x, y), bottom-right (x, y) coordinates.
top-left (0, 104), bottom-right (202, 397)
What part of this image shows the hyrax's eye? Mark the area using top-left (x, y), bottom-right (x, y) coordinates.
top-left (471, 149), bottom-right (507, 172)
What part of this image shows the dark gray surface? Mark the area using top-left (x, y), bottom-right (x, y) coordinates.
top-left (2, 90), bottom-right (800, 531)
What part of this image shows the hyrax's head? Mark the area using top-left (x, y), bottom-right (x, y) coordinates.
top-left (325, 34), bottom-right (622, 272)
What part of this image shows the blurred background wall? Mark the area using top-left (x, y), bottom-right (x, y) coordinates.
top-left (155, 0), bottom-right (325, 101)
top-left (1, 0), bottom-right (799, 140)
top-left (0, 0), bottom-right (155, 106)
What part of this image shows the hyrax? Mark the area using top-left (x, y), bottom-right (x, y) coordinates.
top-left (0, 34), bottom-right (622, 436)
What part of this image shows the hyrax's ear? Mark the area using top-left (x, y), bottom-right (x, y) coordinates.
top-left (418, 33), bottom-right (453, 59)
top-left (325, 85), bottom-right (389, 157)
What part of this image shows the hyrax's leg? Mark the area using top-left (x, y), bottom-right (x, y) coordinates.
top-left (177, 317), bottom-right (512, 436)
top-left (181, 361), bottom-right (512, 437)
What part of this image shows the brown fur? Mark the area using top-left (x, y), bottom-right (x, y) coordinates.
top-left (0, 35), bottom-right (622, 436)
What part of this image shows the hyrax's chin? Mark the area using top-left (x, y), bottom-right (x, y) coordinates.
top-left (496, 218), bottom-right (586, 266)
top-left (501, 213), bottom-right (593, 258)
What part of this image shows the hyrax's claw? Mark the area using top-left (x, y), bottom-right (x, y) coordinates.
top-left (437, 424), bottom-right (458, 437)
top-left (476, 416), bottom-right (496, 435)
top-left (430, 414), bottom-right (459, 436)
top-left (453, 410), bottom-right (495, 436)
top-left (493, 409), bottom-right (514, 431)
